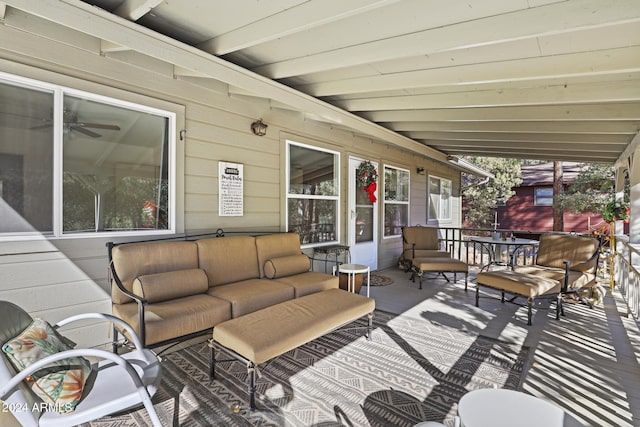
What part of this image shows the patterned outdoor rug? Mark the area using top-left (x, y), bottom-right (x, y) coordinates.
top-left (365, 273), bottom-right (394, 286)
top-left (83, 310), bottom-right (530, 427)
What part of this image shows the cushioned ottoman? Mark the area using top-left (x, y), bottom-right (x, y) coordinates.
top-left (476, 270), bottom-right (562, 325)
top-left (411, 257), bottom-right (469, 290)
top-left (210, 288), bottom-right (375, 408)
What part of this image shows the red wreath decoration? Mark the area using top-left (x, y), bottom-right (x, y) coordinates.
top-left (357, 161), bottom-right (378, 202)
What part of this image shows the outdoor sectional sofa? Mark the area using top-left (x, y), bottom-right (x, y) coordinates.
top-left (108, 232), bottom-right (354, 347)
top-left (108, 232), bottom-right (375, 408)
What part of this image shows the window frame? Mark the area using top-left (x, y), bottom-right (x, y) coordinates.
top-left (285, 139), bottom-right (340, 248)
top-left (534, 186), bottom-right (554, 206)
top-left (0, 72), bottom-right (177, 241)
top-left (382, 164), bottom-right (410, 239)
top-left (428, 175), bottom-right (453, 221)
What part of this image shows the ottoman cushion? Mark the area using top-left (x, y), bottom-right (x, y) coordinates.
top-left (212, 288), bottom-right (375, 364)
top-left (477, 270), bottom-right (560, 299)
top-left (414, 257), bottom-right (468, 272)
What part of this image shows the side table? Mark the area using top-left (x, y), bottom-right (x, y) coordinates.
top-left (312, 244), bottom-right (350, 273)
top-left (338, 263), bottom-right (370, 297)
top-left (458, 388), bottom-right (583, 427)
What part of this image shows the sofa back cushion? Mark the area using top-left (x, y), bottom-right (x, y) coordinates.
top-left (536, 234), bottom-right (599, 272)
top-left (132, 268), bottom-right (208, 303)
top-left (402, 226), bottom-right (440, 258)
top-left (255, 233), bottom-right (303, 278)
top-left (111, 241), bottom-right (199, 304)
top-left (197, 236), bottom-right (260, 286)
top-left (264, 254), bottom-right (311, 279)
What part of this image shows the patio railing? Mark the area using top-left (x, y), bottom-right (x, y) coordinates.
top-left (436, 227), bottom-right (544, 268)
top-left (613, 236), bottom-right (640, 319)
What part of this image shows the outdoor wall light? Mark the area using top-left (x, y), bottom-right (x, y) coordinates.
top-left (416, 167), bottom-right (425, 175)
top-left (250, 119), bottom-right (268, 136)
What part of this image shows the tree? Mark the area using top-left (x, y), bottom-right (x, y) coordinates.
top-left (553, 161), bottom-right (564, 231)
top-left (557, 163), bottom-right (615, 214)
top-left (461, 157), bottom-right (522, 228)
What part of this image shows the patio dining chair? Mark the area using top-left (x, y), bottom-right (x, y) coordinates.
top-left (0, 300), bottom-right (163, 427)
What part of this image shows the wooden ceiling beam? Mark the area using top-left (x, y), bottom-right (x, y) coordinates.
top-left (385, 121), bottom-right (640, 134)
top-left (252, 0), bottom-right (640, 78)
top-left (114, 0), bottom-right (163, 21)
top-left (196, 0), bottom-right (399, 55)
top-left (403, 131), bottom-right (632, 143)
top-left (359, 103), bottom-right (640, 122)
top-left (338, 79), bottom-right (640, 111)
top-left (298, 46), bottom-right (640, 97)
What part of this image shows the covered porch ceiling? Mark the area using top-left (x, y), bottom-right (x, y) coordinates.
top-left (6, 0), bottom-right (640, 166)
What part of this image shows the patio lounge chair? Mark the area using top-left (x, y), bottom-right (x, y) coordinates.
top-left (476, 233), bottom-right (601, 325)
top-left (0, 301), bottom-right (163, 426)
top-left (401, 226), bottom-right (469, 288)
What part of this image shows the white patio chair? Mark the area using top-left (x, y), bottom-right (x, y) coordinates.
top-left (0, 300), bottom-right (163, 427)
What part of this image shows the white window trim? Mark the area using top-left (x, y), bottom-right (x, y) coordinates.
top-left (534, 186), bottom-right (554, 206)
top-left (0, 72), bottom-right (177, 241)
top-left (383, 164), bottom-right (410, 239)
top-left (428, 175), bottom-right (453, 222)
top-left (285, 140), bottom-right (340, 248)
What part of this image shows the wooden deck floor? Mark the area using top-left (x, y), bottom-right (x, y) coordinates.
top-left (369, 267), bottom-right (640, 427)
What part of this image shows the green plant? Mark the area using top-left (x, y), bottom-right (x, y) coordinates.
top-left (602, 199), bottom-right (630, 222)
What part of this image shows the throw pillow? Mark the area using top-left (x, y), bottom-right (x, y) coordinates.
top-left (264, 254), bottom-right (311, 279)
top-left (132, 268), bottom-right (209, 303)
top-left (2, 318), bottom-right (92, 413)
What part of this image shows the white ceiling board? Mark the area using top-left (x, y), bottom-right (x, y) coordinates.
top-left (6, 0), bottom-right (638, 165)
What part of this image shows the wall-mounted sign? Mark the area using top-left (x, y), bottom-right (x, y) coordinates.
top-left (219, 161), bottom-right (243, 216)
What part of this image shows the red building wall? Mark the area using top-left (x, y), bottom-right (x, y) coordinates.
top-left (496, 186), bottom-right (604, 233)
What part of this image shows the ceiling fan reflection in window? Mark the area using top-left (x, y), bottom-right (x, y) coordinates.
top-left (31, 110), bottom-right (121, 138)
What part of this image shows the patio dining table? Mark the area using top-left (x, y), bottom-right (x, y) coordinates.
top-left (470, 236), bottom-right (539, 271)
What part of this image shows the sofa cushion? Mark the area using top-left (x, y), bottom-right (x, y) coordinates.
top-left (273, 272), bottom-right (339, 297)
top-left (207, 279), bottom-right (295, 318)
top-left (2, 318), bottom-right (92, 413)
top-left (113, 295), bottom-right (232, 346)
top-left (132, 269), bottom-right (208, 303)
top-left (264, 254), bottom-right (310, 279)
top-left (111, 241), bottom-right (199, 304)
top-left (255, 233), bottom-right (304, 278)
top-left (197, 236), bottom-right (260, 286)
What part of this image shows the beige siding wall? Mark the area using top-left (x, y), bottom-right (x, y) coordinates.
top-left (0, 22), bottom-right (462, 347)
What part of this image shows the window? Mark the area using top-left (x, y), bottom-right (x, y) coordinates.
top-left (0, 73), bottom-right (175, 238)
top-left (428, 176), bottom-right (452, 221)
top-left (286, 141), bottom-right (339, 246)
top-left (383, 165), bottom-right (409, 237)
top-left (534, 187), bottom-right (554, 206)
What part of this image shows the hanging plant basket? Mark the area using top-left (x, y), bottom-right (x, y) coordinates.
top-left (357, 160), bottom-right (378, 202)
top-left (602, 199), bottom-right (630, 223)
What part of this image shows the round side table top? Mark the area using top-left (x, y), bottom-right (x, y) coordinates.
top-left (458, 389), bottom-right (583, 427)
top-left (338, 263), bottom-right (369, 273)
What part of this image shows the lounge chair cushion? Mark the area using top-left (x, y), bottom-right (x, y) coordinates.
top-left (535, 234), bottom-right (599, 273)
top-left (132, 268), bottom-right (208, 303)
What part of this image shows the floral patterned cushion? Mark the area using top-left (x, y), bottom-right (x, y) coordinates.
top-left (2, 318), bottom-right (92, 413)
